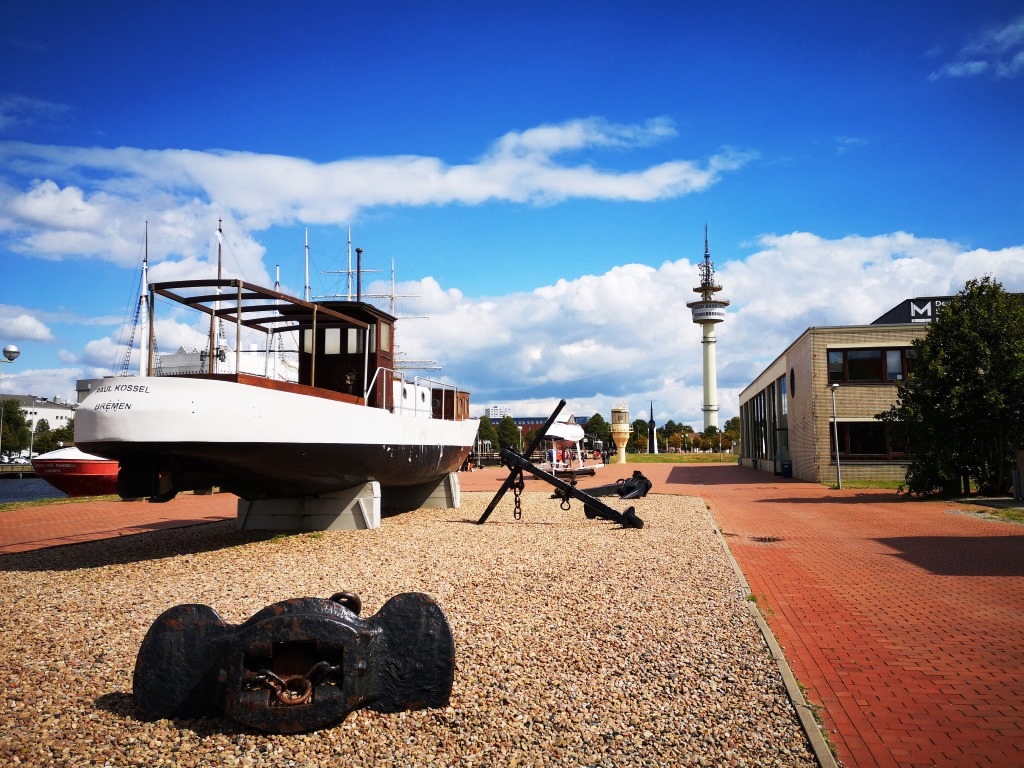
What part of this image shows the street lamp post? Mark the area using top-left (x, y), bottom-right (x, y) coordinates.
top-left (0, 345), bottom-right (21, 461)
top-left (829, 383), bottom-right (842, 490)
top-left (23, 397), bottom-right (42, 479)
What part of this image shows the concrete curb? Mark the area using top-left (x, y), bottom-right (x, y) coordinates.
top-left (703, 500), bottom-right (840, 768)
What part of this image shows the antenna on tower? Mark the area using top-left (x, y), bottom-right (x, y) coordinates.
top-left (699, 223), bottom-right (718, 291)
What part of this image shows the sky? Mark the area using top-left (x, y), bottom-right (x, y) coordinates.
top-left (1, 1), bottom-right (1023, 427)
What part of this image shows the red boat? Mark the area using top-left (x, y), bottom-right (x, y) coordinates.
top-left (31, 447), bottom-right (119, 497)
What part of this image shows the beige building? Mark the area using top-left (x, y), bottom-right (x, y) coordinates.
top-left (737, 298), bottom-right (951, 484)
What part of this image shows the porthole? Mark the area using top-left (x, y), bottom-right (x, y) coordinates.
top-left (402, 386), bottom-right (408, 399)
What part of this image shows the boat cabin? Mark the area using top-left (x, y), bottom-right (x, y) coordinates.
top-left (148, 279), bottom-right (471, 420)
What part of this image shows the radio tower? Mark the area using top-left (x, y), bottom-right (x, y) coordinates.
top-left (686, 225), bottom-right (729, 431)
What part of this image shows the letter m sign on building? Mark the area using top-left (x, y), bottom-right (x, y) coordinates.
top-left (871, 296), bottom-right (955, 325)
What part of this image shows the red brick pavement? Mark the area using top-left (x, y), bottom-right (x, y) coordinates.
top-left (4, 464), bottom-right (1024, 767)
top-left (655, 464), bottom-right (1024, 768)
top-left (0, 492), bottom-right (236, 553)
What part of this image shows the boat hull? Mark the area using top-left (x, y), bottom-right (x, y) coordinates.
top-left (31, 447), bottom-right (120, 497)
top-left (75, 376), bottom-right (477, 501)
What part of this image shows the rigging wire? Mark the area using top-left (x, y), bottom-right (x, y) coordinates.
top-left (112, 230), bottom-right (148, 374)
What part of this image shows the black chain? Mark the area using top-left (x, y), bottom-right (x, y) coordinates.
top-left (512, 470), bottom-right (524, 520)
top-left (559, 479), bottom-right (575, 510)
top-left (245, 661), bottom-right (341, 707)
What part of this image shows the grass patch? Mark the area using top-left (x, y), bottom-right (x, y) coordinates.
top-left (985, 508), bottom-right (1024, 524)
top-left (828, 479), bottom-right (904, 490)
top-left (746, 593), bottom-right (775, 616)
top-left (0, 494), bottom-right (119, 513)
top-left (610, 453), bottom-right (738, 464)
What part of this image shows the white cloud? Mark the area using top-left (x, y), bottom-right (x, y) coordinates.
top-left (0, 118), bottom-right (755, 267)
top-left (929, 14), bottom-right (1024, 80)
top-left (0, 93), bottom-right (70, 133)
top-left (0, 311), bottom-right (54, 341)
top-left (835, 136), bottom-right (868, 155)
top-left (0, 367), bottom-right (84, 401)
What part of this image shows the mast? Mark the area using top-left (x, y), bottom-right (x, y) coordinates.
top-left (356, 248), bottom-right (363, 302)
top-left (346, 226), bottom-right (353, 300)
top-left (139, 221), bottom-right (149, 376)
top-left (208, 219), bottom-right (223, 373)
top-left (389, 258), bottom-right (397, 315)
top-left (304, 227), bottom-right (310, 302)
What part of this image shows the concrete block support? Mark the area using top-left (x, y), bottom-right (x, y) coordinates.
top-left (237, 482), bottom-right (381, 531)
top-left (381, 472), bottom-right (461, 513)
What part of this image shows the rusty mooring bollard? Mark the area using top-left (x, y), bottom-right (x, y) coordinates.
top-left (133, 591), bottom-right (455, 733)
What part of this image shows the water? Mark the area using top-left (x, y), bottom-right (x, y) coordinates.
top-left (0, 477), bottom-right (68, 504)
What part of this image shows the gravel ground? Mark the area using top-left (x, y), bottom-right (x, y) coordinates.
top-left (0, 492), bottom-right (817, 767)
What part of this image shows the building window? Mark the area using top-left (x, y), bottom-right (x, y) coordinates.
top-left (847, 350), bottom-right (882, 380)
top-left (829, 421), bottom-right (907, 460)
top-left (828, 348), bottom-right (914, 383)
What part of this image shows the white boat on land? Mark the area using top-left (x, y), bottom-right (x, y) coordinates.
top-left (75, 277), bottom-right (478, 526)
top-left (536, 418), bottom-right (603, 478)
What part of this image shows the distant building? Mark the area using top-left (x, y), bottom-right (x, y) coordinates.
top-left (737, 297), bottom-right (954, 484)
top-left (512, 415), bottom-right (590, 431)
top-left (484, 405), bottom-right (512, 420)
top-left (6, 394), bottom-right (77, 431)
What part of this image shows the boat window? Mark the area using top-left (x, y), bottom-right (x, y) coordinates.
top-left (324, 328), bottom-right (341, 355)
top-left (380, 323), bottom-right (391, 352)
top-left (303, 329), bottom-right (313, 354)
top-left (347, 328), bottom-right (361, 354)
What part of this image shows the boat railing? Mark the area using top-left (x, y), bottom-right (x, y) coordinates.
top-left (414, 374), bottom-right (461, 420)
top-left (365, 367), bottom-right (464, 420)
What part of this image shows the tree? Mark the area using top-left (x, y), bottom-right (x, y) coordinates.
top-left (522, 426), bottom-right (540, 444)
top-left (879, 277), bottom-right (1024, 496)
top-left (495, 416), bottom-right (522, 452)
top-left (32, 418), bottom-right (62, 455)
top-left (723, 417), bottom-right (741, 452)
top-left (585, 413), bottom-right (612, 448)
top-left (627, 418), bottom-right (648, 453)
top-left (0, 399), bottom-right (28, 457)
top-left (477, 417), bottom-right (499, 451)
top-left (53, 420), bottom-right (74, 446)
